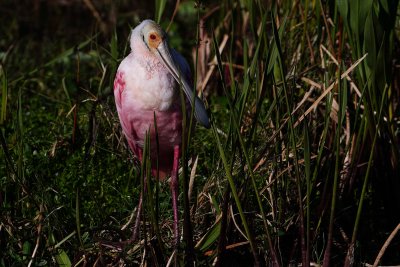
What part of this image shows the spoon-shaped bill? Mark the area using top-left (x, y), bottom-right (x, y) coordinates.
top-left (156, 40), bottom-right (210, 128)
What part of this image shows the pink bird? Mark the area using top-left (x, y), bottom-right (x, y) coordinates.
top-left (113, 20), bottom-right (210, 246)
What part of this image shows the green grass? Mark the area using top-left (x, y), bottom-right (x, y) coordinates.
top-left (1, 0), bottom-right (400, 266)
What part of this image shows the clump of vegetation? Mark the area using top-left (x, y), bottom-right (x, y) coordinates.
top-left (1, 0), bottom-right (400, 266)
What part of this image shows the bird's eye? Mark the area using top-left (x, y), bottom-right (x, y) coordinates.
top-left (147, 32), bottom-right (162, 49)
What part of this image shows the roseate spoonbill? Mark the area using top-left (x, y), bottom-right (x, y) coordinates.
top-left (113, 19), bottom-right (210, 247)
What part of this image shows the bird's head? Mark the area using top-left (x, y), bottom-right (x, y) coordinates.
top-left (137, 20), bottom-right (166, 54)
top-left (130, 19), bottom-right (171, 60)
top-left (130, 20), bottom-right (210, 128)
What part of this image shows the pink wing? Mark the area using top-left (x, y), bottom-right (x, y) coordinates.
top-left (113, 71), bottom-right (125, 110)
top-left (113, 71), bottom-right (141, 157)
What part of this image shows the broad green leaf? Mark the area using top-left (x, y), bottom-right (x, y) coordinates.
top-left (22, 241), bottom-right (31, 261)
top-left (195, 218), bottom-right (221, 252)
top-left (54, 250), bottom-right (72, 267)
top-left (110, 30), bottom-right (118, 61)
top-left (379, 0), bottom-right (390, 14)
top-left (48, 233), bottom-right (72, 267)
top-left (210, 194), bottom-right (221, 215)
top-left (375, 36), bottom-right (387, 89)
top-left (359, 0), bottom-right (373, 33)
top-left (363, 10), bottom-right (376, 70)
top-left (336, 0), bottom-right (348, 21)
top-left (267, 15), bottom-right (287, 75)
top-left (349, 0), bottom-right (360, 36)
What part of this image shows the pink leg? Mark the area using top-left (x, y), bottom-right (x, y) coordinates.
top-left (170, 145), bottom-right (180, 248)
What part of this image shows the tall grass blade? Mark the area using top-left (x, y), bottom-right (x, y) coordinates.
top-left (11, 36), bottom-right (96, 85)
top-left (344, 85), bottom-right (389, 266)
top-left (143, 130), bottom-right (160, 245)
top-left (211, 124), bottom-right (259, 265)
top-left (271, 11), bottom-right (306, 266)
top-left (0, 68), bottom-right (7, 125)
top-left (75, 188), bottom-right (83, 247)
top-left (323, 68), bottom-right (345, 267)
top-left (212, 30), bottom-right (278, 265)
top-left (155, 0), bottom-right (167, 23)
top-left (363, 10), bottom-right (376, 74)
top-left (304, 122), bottom-right (311, 265)
top-left (17, 85), bottom-right (24, 181)
top-left (179, 71), bottom-right (195, 265)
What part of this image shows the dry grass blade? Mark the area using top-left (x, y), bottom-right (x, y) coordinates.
top-left (229, 205), bottom-right (248, 241)
top-left (321, 44), bottom-right (362, 97)
top-left (372, 223), bottom-right (400, 267)
top-left (188, 156), bottom-right (198, 200)
top-left (201, 34), bottom-right (229, 91)
top-left (27, 205), bottom-right (44, 267)
top-left (294, 53), bottom-right (368, 127)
